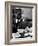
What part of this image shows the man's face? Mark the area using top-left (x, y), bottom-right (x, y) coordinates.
top-left (16, 19), bottom-right (18, 23)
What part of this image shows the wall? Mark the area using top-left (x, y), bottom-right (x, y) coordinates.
top-left (21, 8), bottom-right (32, 19)
top-left (0, 0), bottom-right (38, 46)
